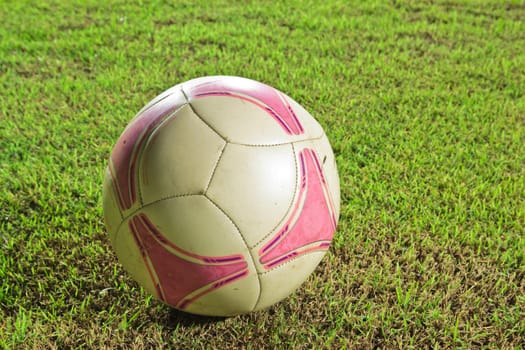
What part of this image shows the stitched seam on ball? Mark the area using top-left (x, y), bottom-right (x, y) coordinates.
top-left (181, 87), bottom-right (228, 142)
top-left (180, 87), bottom-right (232, 199)
top-left (226, 133), bottom-right (324, 148)
top-left (180, 86), bottom-right (324, 147)
top-left (136, 104), bottom-right (189, 208)
top-left (251, 133), bottom-right (334, 251)
top-left (116, 194), bottom-right (202, 231)
top-left (257, 248), bottom-right (330, 276)
top-left (203, 142), bottom-right (227, 195)
top-left (205, 195), bottom-right (263, 312)
top-left (250, 142), bottom-right (299, 250)
top-left (110, 101), bottom-right (187, 246)
top-left (113, 194), bottom-right (209, 246)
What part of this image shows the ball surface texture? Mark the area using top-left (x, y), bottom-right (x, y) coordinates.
top-left (103, 76), bottom-right (340, 316)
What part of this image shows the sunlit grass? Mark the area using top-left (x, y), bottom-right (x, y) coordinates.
top-left (1, 0), bottom-right (524, 348)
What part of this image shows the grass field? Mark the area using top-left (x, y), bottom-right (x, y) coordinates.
top-left (1, 0), bottom-right (524, 348)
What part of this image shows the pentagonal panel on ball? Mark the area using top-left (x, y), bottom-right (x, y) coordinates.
top-left (189, 95), bottom-right (293, 145)
top-left (251, 146), bottom-right (337, 275)
top-left (184, 76), bottom-right (313, 145)
top-left (139, 104), bottom-right (226, 205)
top-left (140, 195), bottom-right (249, 257)
top-left (120, 196), bottom-right (258, 315)
top-left (206, 143), bottom-right (297, 248)
top-left (109, 91), bottom-right (187, 214)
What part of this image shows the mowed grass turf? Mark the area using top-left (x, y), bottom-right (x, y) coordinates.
top-left (1, 0), bottom-right (524, 348)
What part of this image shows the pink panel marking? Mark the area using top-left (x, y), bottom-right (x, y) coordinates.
top-left (310, 147), bottom-right (338, 226)
top-left (259, 149), bottom-right (337, 269)
top-left (110, 97), bottom-right (183, 210)
top-left (186, 78), bottom-right (304, 135)
top-left (129, 213), bottom-right (249, 309)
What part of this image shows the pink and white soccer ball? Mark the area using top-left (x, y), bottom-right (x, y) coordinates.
top-left (102, 76), bottom-right (340, 316)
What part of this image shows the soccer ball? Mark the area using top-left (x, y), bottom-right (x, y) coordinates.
top-left (102, 76), bottom-right (340, 316)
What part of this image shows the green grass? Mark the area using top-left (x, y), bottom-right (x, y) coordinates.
top-left (1, 0), bottom-right (524, 348)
